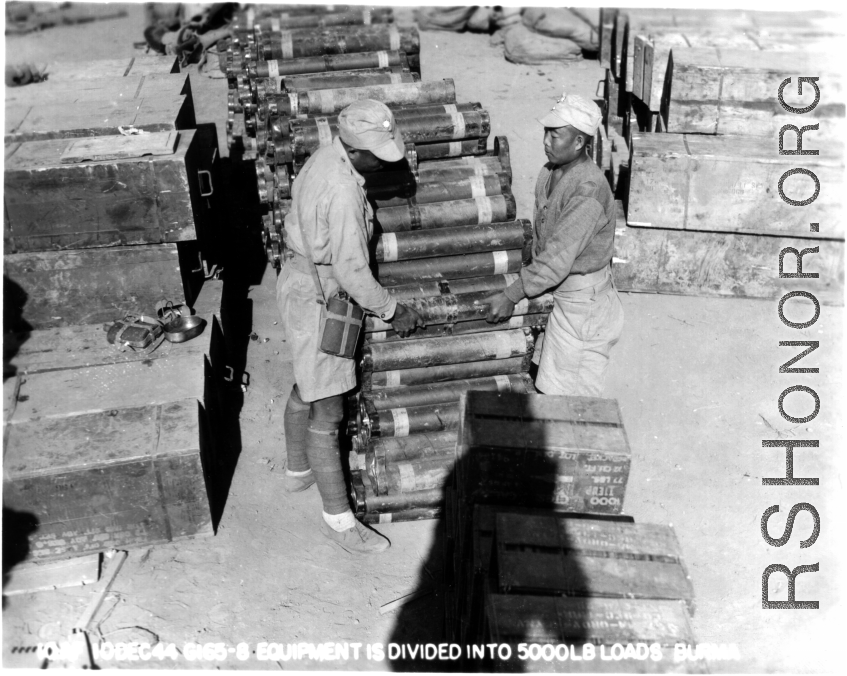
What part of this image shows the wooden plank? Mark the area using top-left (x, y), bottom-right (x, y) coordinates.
top-left (662, 48), bottom-right (843, 135)
top-left (4, 130), bottom-right (215, 252)
top-left (75, 550), bottom-right (127, 631)
top-left (631, 35), bottom-right (646, 101)
top-left (9, 357), bottom-right (207, 424)
top-left (3, 553), bottom-right (100, 595)
top-left (60, 131), bottom-right (180, 163)
top-left (42, 55), bottom-right (179, 81)
top-left (628, 133), bottom-right (844, 240)
top-left (613, 225), bottom-right (844, 306)
top-left (2, 244), bottom-right (192, 329)
top-left (4, 74), bottom-right (188, 106)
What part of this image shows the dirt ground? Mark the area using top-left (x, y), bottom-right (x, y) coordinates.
top-left (3, 5), bottom-right (845, 673)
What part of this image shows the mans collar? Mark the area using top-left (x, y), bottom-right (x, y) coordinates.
top-left (332, 137), bottom-right (366, 187)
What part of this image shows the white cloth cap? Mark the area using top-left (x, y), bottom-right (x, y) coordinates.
top-left (337, 99), bottom-right (405, 162)
top-left (537, 92), bottom-right (602, 135)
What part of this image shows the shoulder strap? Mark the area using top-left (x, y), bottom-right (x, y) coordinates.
top-left (295, 206), bottom-right (328, 306)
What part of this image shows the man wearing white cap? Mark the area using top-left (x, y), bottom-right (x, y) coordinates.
top-left (277, 99), bottom-right (424, 555)
top-left (486, 93), bottom-right (624, 396)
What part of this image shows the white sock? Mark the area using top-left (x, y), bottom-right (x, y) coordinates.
top-left (323, 510), bottom-right (357, 532)
top-left (286, 468), bottom-right (312, 477)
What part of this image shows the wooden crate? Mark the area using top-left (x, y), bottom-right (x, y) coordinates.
top-left (4, 74), bottom-right (194, 143)
top-left (627, 133), bottom-right (844, 240)
top-left (457, 392), bottom-right (631, 515)
top-left (3, 243), bottom-right (205, 330)
top-left (486, 595), bottom-right (703, 673)
top-left (661, 48), bottom-right (842, 137)
top-left (494, 512), bottom-right (695, 611)
top-left (5, 129), bottom-right (220, 252)
top-left (42, 55), bottom-right (180, 81)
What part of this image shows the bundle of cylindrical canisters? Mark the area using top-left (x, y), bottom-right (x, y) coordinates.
top-left (224, 5), bottom-right (553, 524)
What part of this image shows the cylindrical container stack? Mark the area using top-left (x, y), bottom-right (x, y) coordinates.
top-left (224, 5), bottom-right (553, 522)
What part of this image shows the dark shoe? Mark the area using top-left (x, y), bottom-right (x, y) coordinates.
top-left (320, 519), bottom-right (390, 554)
top-left (284, 471), bottom-right (315, 493)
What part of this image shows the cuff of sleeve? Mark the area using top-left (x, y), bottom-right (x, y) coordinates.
top-left (504, 279), bottom-right (526, 304)
top-left (376, 297), bottom-right (398, 322)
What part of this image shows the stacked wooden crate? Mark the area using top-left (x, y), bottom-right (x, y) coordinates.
top-left (224, 4), bottom-right (554, 523)
top-left (3, 55), bottom-right (227, 562)
top-left (596, 8), bottom-right (844, 303)
top-left (444, 391), bottom-right (700, 672)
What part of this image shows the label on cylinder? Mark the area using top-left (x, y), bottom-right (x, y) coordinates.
top-left (492, 250), bottom-right (510, 274)
top-left (389, 25), bottom-right (401, 51)
top-left (475, 197), bottom-right (493, 224)
top-left (443, 104), bottom-right (458, 115)
top-left (370, 330), bottom-right (389, 341)
top-left (279, 31), bottom-right (294, 59)
top-left (316, 89), bottom-right (335, 114)
top-left (473, 163), bottom-right (485, 177)
top-left (468, 174), bottom-right (486, 198)
top-left (316, 117), bottom-right (334, 146)
top-left (363, 9), bottom-right (372, 24)
top-left (390, 408), bottom-right (410, 437)
top-left (514, 298), bottom-right (529, 314)
top-left (448, 141), bottom-right (462, 156)
top-left (381, 233), bottom-right (399, 262)
top-left (288, 92), bottom-right (299, 117)
top-left (494, 374), bottom-right (512, 391)
top-left (270, 17), bottom-right (280, 32)
top-left (267, 60), bottom-right (279, 79)
top-left (379, 513), bottom-right (393, 524)
top-left (398, 462), bottom-right (416, 491)
top-left (508, 315), bottom-right (524, 328)
top-left (377, 50), bottom-right (389, 68)
top-left (451, 112), bottom-right (466, 140)
top-left (385, 370), bottom-right (401, 387)
top-left (494, 332), bottom-right (517, 359)
top-left (390, 73), bottom-right (403, 84)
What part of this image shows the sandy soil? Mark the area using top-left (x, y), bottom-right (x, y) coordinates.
top-left (3, 5), bottom-right (844, 673)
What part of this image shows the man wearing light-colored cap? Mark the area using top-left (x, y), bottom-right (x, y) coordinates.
top-left (277, 99), bottom-right (424, 555)
top-left (486, 92), bottom-right (624, 397)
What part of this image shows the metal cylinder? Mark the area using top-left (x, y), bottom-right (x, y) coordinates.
top-left (361, 507), bottom-right (441, 524)
top-left (375, 220), bottom-right (530, 263)
top-left (385, 273), bottom-right (520, 301)
top-left (418, 136), bottom-right (511, 180)
top-left (368, 402), bottom-right (461, 438)
top-left (374, 194), bottom-right (516, 233)
top-left (253, 8), bottom-right (393, 32)
top-left (376, 249), bottom-right (523, 285)
top-left (295, 80), bottom-right (456, 116)
top-left (263, 26), bottom-right (420, 61)
top-left (365, 290), bottom-right (553, 332)
top-left (413, 138), bottom-right (487, 162)
top-left (364, 374), bottom-right (534, 411)
top-left (378, 456), bottom-right (453, 494)
top-left (369, 173), bottom-right (507, 208)
top-left (352, 474), bottom-right (443, 515)
top-left (251, 50), bottom-right (409, 78)
top-left (367, 430), bottom-right (458, 462)
top-left (289, 109), bottom-right (489, 159)
top-left (361, 328), bottom-right (534, 373)
top-left (280, 68), bottom-right (417, 93)
top-left (362, 354), bottom-right (532, 390)
top-left (366, 313), bottom-right (550, 344)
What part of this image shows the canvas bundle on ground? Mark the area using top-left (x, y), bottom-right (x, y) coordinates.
top-left (522, 7), bottom-right (599, 51)
top-left (502, 23), bottom-right (583, 64)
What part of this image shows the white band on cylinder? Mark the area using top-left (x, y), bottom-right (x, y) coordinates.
top-left (385, 370), bottom-right (401, 387)
top-left (279, 31), bottom-right (294, 59)
top-left (494, 331), bottom-right (515, 359)
top-left (389, 25), bottom-right (401, 51)
top-left (270, 17), bottom-right (280, 32)
top-left (508, 315), bottom-right (524, 328)
top-left (448, 141), bottom-right (462, 156)
top-left (473, 163), bottom-right (485, 177)
top-left (475, 196), bottom-right (493, 224)
top-left (451, 112), bottom-right (466, 140)
top-left (390, 408), bottom-right (410, 437)
top-left (492, 250), bottom-right (510, 274)
top-left (370, 330), bottom-right (388, 341)
top-left (377, 50), bottom-right (389, 68)
top-left (398, 462), bottom-right (416, 490)
top-left (469, 174), bottom-right (486, 198)
top-left (267, 60), bottom-right (279, 79)
top-left (316, 117), bottom-right (333, 147)
top-left (514, 298), bottom-right (529, 314)
top-left (316, 89), bottom-right (335, 113)
top-left (363, 9), bottom-right (372, 24)
top-left (390, 72), bottom-right (402, 84)
top-left (494, 374), bottom-right (512, 391)
top-left (443, 104), bottom-right (458, 115)
top-left (381, 233), bottom-right (399, 262)
top-left (379, 513), bottom-right (393, 524)
top-left (504, 273), bottom-right (519, 284)
top-left (288, 92), bottom-right (299, 117)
